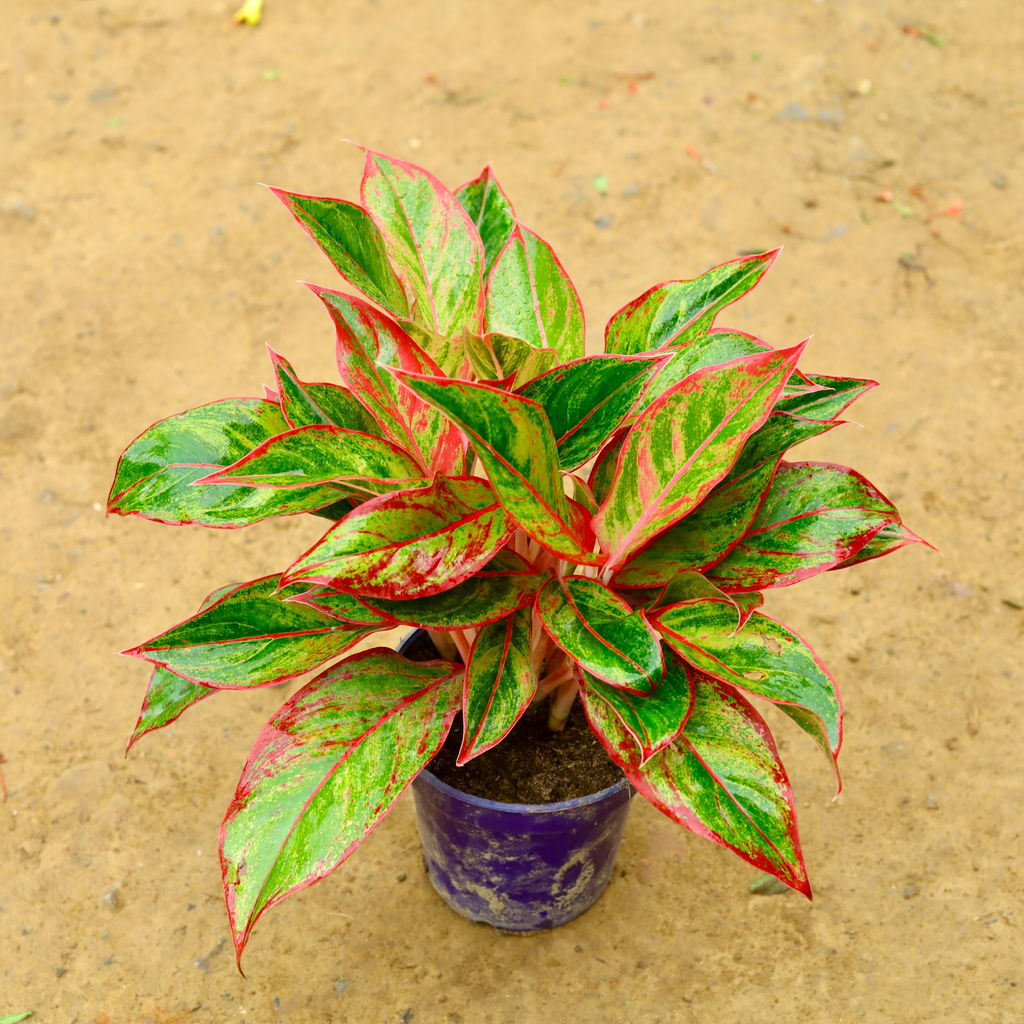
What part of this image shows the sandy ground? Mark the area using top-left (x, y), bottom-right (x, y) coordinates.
top-left (3, 1), bottom-right (1023, 1021)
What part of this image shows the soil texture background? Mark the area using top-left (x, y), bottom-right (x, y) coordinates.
top-left (2, 2), bottom-right (1022, 1022)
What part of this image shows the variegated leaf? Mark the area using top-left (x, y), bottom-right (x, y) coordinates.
top-left (391, 370), bottom-right (596, 563)
top-left (612, 457), bottom-right (777, 588)
top-left (361, 550), bottom-right (548, 630)
top-left (455, 166), bottom-right (517, 277)
top-left (281, 476), bottom-right (513, 598)
top-left (284, 587), bottom-right (396, 628)
top-left (590, 669), bottom-right (810, 895)
top-left (221, 648), bottom-right (461, 964)
top-left (707, 461), bottom-right (901, 592)
top-left (314, 287), bottom-right (465, 474)
top-left (517, 354), bottom-right (668, 470)
top-left (605, 250), bottom-right (779, 355)
top-left (653, 599), bottom-right (842, 761)
top-left (536, 576), bottom-right (664, 694)
top-left (268, 348), bottom-right (383, 436)
top-left (124, 575), bottom-right (376, 688)
top-left (775, 373), bottom-right (877, 419)
top-left (196, 425), bottom-right (427, 497)
top-left (107, 398), bottom-right (344, 527)
top-left (126, 582), bottom-right (238, 751)
top-left (594, 344), bottom-right (805, 572)
top-left (578, 649), bottom-right (694, 766)
top-left (360, 149), bottom-right (484, 336)
top-left (268, 186), bottom-right (409, 315)
top-left (485, 225), bottom-right (585, 362)
top-left (637, 329), bottom-right (774, 409)
top-left (458, 609), bottom-right (537, 763)
top-left (465, 332), bottom-right (558, 389)
top-left (831, 521), bottom-right (930, 570)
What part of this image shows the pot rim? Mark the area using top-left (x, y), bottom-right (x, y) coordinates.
top-left (414, 765), bottom-right (632, 815)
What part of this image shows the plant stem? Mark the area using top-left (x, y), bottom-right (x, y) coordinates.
top-left (450, 629), bottom-right (473, 664)
top-left (547, 678), bottom-right (579, 732)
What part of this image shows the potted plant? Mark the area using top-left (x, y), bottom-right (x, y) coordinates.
top-left (109, 148), bottom-right (925, 967)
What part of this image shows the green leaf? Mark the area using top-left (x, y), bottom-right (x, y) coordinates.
top-left (126, 582), bottom-right (238, 750)
top-left (285, 587), bottom-right (396, 627)
top-left (536, 576), bottom-right (664, 694)
top-left (831, 521), bottom-right (929, 570)
top-left (465, 332), bottom-right (558, 388)
top-left (360, 149), bottom-right (484, 337)
top-left (653, 599), bottom-right (841, 761)
top-left (268, 186), bottom-right (409, 315)
top-left (221, 648), bottom-right (461, 964)
top-left (612, 457), bottom-right (777, 588)
top-left (391, 370), bottom-right (596, 563)
top-left (107, 398), bottom-right (344, 527)
top-left (0, 1014), bottom-right (34, 1024)
top-left (282, 476), bottom-right (513, 598)
top-left (484, 225), bottom-right (585, 362)
top-left (197, 425), bottom-right (427, 496)
top-left (604, 670), bottom-right (810, 895)
top-left (775, 373), bottom-right (877, 419)
top-left (459, 609), bottom-right (537, 763)
top-left (605, 250), bottom-right (779, 355)
top-left (314, 287), bottom-right (465, 474)
top-left (636, 330), bottom-right (776, 409)
top-left (517, 353), bottom-right (668, 470)
top-left (594, 343), bottom-right (806, 571)
top-left (268, 349), bottom-right (383, 435)
top-left (125, 575), bottom-right (376, 688)
top-left (361, 550), bottom-right (549, 630)
top-left (707, 461), bottom-right (901, 592)
top-left (455, 166), bottom-right (517, 277)
top-left (578, 649), bottom-right (694, 765)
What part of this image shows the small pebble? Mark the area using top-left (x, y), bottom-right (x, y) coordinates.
top-left (56, 965), bottom-right (68, 978)
top-left (903, 881), bottom-right (919, 899)
top-left (333, 979), bottom-right (349, 995)
top-left (778, 101), bottom-right (810, 121)
top-left (396, 872), bottom-right (407, 883)
top-left (594, 216), bottom-right (613, 230)
top-left (991, 174), bottom-right (1007, 189)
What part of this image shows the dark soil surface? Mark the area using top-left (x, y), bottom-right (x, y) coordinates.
top-left (429, 700), bottom-right (625, 805)
top-left (403, 628), bottom-right (625, 804)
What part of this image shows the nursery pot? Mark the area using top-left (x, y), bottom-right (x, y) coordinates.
top-left (402, 631), bottom-right (634, 931)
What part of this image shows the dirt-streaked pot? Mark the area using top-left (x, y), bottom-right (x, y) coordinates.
top-left (411, 766), bottom-right (633, 931)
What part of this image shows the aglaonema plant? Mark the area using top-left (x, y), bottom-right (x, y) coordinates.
top-left (109, 148), bottom-right (926, 967)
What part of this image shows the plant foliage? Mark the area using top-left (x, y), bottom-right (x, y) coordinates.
top-left (110, 148), bottom-right (925, 965)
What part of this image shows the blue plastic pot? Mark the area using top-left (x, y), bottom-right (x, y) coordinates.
top-left (411, 769), bottom-right (633, 931)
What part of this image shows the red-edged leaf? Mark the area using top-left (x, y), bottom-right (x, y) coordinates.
top-left (284, 587), bottom-right (397, 628)
top-left (590, 670), bottom-right (810, 895)
top-left (455, 166), bottom-right (517, 277)
top-left (578, 649), bottom-right (694, 766)
top-left (126, 582), bottom-right (238, 751)
top-left (517, 353), bottom-right (669, 470)
top-left (485, 224), bottom-right (585, 362)
top-left (221, 648), bottom-right (461, 965)
top-left (605, 250), bottom-right (780, 355)
top-left (361, 550), bottom-right (549, 630)
top-left (831, 521), bottom-right (931, 570)
top-left (360, 149), bottom-right (484, 337)
top-left (707, 461), bottom-right (901, 592)
top-left (652, 599), bottom-right (842, 765)
top-left (536, 576), bottom-right (664, 695)
top-left (313, 286), bottom-right (465, 475)
top-left (391, 369), bottom-right (598, 564)
top-left (458, 609), bottom-right (537, 764)
top-left (612, 457), bottom-right (778, 589)
top-left (268, 186), bottom-right (409, 316)
top-left (124, 575), bottom-right (377, 689)
top-left (281, 476), bottom-right (513, 599)
top-left (107, 398), bottom-right (345, 528)
top-left (465, 332), bottom-right (559, 389)
top-left (196, 425), bottom-right (426, 497)
top-left (268, 348), bottom-right (383, 436)
top-left (594, 344), bottom-right (806, 572)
